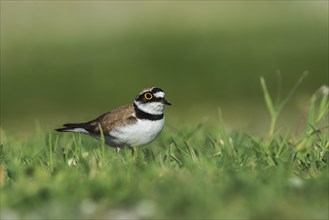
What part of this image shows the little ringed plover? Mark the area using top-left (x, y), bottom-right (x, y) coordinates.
top-left (56, 87), bottom-right (171, 153)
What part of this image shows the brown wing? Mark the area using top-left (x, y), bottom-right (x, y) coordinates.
top-left (83, 104), bottom-right (137, 135)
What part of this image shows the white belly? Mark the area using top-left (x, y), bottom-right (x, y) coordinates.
top-left (106, 118), bottom-right (165, 147)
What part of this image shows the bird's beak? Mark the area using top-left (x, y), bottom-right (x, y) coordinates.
top-left (163, 98), bottom-right (172, 106)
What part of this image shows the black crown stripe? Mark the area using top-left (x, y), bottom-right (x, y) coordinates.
top-left (151, 87), bottom-right (163, 94)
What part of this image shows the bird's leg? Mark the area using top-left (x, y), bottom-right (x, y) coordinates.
top-left (130, 146), bottom-right (140, 165)
top-left (131, 146), bottom-right (136, 156)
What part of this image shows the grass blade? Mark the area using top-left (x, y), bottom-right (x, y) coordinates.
top-left (260, 76), bottom-right (276, 118)
top-left (277, 71), bottom-right (308, 113)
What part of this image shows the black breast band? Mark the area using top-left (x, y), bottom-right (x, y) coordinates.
top-left (133, 103), bottom-right (164, 121)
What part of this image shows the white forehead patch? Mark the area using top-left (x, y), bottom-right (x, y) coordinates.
top-left (154, 91), bottom-right (165, 98)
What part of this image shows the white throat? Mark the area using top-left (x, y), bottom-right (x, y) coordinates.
top-left (134, 101), bottom-right (164, 115)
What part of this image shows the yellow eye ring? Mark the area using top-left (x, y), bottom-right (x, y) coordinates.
top-left (144, 92), bottom-right (153, 100)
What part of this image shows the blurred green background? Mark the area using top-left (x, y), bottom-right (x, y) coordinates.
top-left (1, 1), bottom-right (328, 135)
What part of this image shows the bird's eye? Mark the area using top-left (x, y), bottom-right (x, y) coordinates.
top-left (144, 92), bottom-right (153, 100)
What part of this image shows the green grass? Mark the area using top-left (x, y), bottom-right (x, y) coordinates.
top-left (1, 80), bottom-right (328, 219)
top-left (1, 3), bottom-right (327, 218)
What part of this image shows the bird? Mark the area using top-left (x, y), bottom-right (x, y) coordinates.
top-left (55, 87), bottom-right (171, 154)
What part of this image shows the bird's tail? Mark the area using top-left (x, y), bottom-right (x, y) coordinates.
top-left (55, 123), bottom-right (89, 134)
